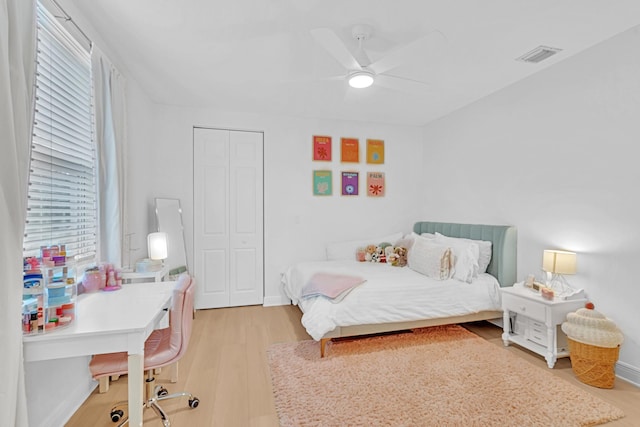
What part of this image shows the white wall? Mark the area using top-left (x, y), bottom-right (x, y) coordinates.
top-left (420, 26), bottom-right (640, 382)
top-left (126, 103), bottom-right (424, 304)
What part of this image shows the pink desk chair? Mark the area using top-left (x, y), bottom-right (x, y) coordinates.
top-left (89, 273), bottom-right (199, 426)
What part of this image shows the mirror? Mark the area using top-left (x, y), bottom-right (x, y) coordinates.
top-left (155, 198), bottom-right (188, 275)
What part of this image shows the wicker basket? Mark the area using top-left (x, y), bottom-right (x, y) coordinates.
top-left (568, 338), bottom-right (620, 389)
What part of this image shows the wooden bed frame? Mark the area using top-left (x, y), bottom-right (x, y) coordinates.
top-left (317, 221), bottom-right (517, 357)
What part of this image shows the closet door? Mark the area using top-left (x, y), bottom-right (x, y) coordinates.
top-left (193, 127), bottom-right (264, 309)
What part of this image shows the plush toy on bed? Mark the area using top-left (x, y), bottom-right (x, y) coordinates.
top-left (388, 246), bottom-right (408, 267)
top-left (371, 246), bottom-right (384, 263)
top-left (364, 245), bottom-right (377, 262)
top-left (362, 243), bottom-right (392, 263)
top-left (384, 245), bottom-right (395, 262)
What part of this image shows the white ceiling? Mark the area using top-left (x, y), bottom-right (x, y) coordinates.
top-left (66, 0), bottom-right (640, 126)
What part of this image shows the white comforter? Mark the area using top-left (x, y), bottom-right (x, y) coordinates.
top-left (282, 260), bottom-right (502, 341)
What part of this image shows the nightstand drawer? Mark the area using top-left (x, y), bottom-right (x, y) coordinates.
top-left (503, 293), bottom-right (546, 321)
top-left (527, 320), bottom-right (548, 347)
top-left (530, 320), bottom-right (546, 334)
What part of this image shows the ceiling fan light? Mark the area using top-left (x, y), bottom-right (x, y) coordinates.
top-left (348, 71), bottom-right (374, 88)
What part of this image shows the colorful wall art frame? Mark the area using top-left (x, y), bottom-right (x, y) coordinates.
top-left (367, 172), bottom-right (385, 197)
top-left (341, 171), bottom-right (359, 196)
top-left (313, 170), bottom-right (333, 195)
top-left (341, 137), bottom-right (359, 163)
top-left (313, 135), bottom-right (332, 161)
top-left (366, 139), bottom-right (384, 164)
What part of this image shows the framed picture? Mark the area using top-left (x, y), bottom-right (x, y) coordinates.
top-left (313, 135), bottom-right (332, 161)
top-left (341, 171), bottom-right (359, 196)
top-left (313, 170), bottom-right (332, 196)
top-left (341, 137), bottom-right (359, 163)
top-left (366, 139), bottom-right (384, 164)
top-left (367, 172), bottom-right (385, 197)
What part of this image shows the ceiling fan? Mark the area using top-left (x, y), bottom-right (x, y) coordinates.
top-left (310, 24), bottom-right (444, 92)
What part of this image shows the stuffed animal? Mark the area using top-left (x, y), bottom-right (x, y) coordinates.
top-left (384, 245), bottom-right (395, 262)
top-left (389, 246), bottom-right (408, 267)
top-left (364, 244), bottom-right (377, 262)
top-left (376, 245), bottom-right (386, 263)
top-left (364, 243), bottom-right (393, 263)
top-left (370, 246), bottom-right (382, 263)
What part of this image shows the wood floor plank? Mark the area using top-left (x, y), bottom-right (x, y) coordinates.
top-left (65, 306), bottom-right (640, 427)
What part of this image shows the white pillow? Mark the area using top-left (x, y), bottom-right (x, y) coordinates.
top-left (433, 233), bottom-right (479, 283)
top-left (326, 232), bottom-right (403, 261)
top-left (393, 231), bottom-right (435, 250)
top-left (407, 236), bottom-right (453, 280)
top-left (434, 233), bottom-right (492, 273)
top-left (395, 236), bottom-right (415, 250)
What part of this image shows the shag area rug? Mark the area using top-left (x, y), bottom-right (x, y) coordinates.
top-left (267, 325), bottom-right (624, 427)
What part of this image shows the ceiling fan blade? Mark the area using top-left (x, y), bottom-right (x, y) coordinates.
top-left (368, 30), bottom-right (446, 75)
top-left (279, 74), bottom-right (343, 85)
top-left (374, 74), bottom-right (431, 94)
top-left (310, 28), bottom-right (362, 71)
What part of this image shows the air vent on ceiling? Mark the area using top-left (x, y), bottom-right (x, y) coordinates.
top-left (516, 46), bottom-right (562, 64)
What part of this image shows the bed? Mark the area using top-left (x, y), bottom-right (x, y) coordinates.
top-left (282, 221), bottom-right (517, 356)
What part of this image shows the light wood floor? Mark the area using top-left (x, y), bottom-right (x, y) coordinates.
top-left (66, 305), bottom-right (640, 426)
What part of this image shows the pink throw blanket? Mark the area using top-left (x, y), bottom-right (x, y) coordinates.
top-left (301, 273), bottom-right (365, 303)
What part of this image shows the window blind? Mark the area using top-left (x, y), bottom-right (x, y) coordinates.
top-left (23, 3), bottom-right (97, 262)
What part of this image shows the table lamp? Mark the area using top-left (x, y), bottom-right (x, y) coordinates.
top-left (542, 249), bottom-right (577, 294)
top-left (147, 232), bottom-right (168, 263)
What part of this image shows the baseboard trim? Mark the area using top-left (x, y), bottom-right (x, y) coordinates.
top-left (263, 295), bottom-right (291, 307)
top-left (39, 379), bottom-right (95, 427)
top-left (616, 361), bottom-right (640, 388)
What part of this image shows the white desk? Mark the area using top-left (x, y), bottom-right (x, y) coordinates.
top-left (23, 281), bottom-right (176, 427)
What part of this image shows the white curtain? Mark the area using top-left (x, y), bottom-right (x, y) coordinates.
top-left (92, 47), bottom-right (128, 267)
top-left (0, 0), bottom-right (36, 425)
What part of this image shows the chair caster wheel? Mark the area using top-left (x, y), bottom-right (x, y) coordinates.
top-left (158, 387), bottom-right (169, 397)
top-left (110, 409), bottom-right (124, 422)
top-left (188, 397), bottom-right (200, 408)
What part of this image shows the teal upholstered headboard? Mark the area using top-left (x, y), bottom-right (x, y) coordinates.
top-left (413, 221), bottom-right (517, 287)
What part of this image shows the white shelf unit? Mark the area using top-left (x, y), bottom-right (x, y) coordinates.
top-left (23, 263), bottom-right (78, 335)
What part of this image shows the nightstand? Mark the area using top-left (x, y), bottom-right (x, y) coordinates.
top-left (501, 284), bottom-right (587, 368)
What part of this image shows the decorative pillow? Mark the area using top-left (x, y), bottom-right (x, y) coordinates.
top-left (407, 237), bottom-right (453, 280)
top-left (326, 232), bottom-right (403, 261)
top-left (434, 233), bottom-right (492, 273)
top-left (433, 233), bottom-right (480, 283)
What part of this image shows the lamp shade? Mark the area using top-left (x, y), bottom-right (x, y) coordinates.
top-left (542, 249), bottom-right (577, 275)
top-left (147, 232), bottom-right (168, 260)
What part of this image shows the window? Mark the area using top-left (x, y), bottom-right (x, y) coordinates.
top-left (23, 3), bottom-right (97, 263)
